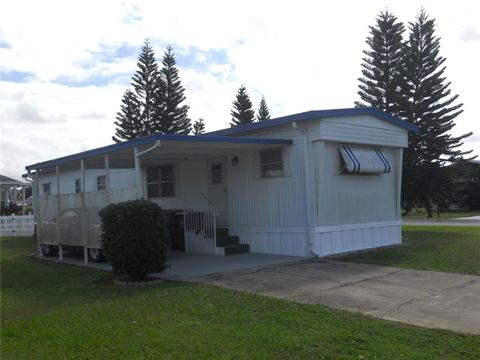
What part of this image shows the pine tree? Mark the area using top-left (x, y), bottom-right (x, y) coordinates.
top-left (355, 11), bottom-right (405, 115)
top-left (112, 90), bottom-right (142, 142)
top-left (193, 118), bottom-right (206, 135)
top-left (131, 39), bottom-right (163, 134)
top-left (159, 45), bottom-right (191, 134)
top-left (400, 9), bottom-right (473, 217)
top-left (230, 85), bottom-right (255, 126)
top-left (257, 96), bottom-right (271, 121)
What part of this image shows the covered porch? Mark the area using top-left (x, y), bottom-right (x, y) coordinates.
top-left (25, 133), bottom-right (292, 263)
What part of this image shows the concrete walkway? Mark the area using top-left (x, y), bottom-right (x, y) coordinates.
top-left (160, 251), bottom-right (307, 279)
top-left (189, 259), bottom-right (480, 335)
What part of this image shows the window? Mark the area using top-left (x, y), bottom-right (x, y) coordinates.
top-left (42, 183), bottom-right (51, 195)
top-left (147, 167), bottom-right (160, 198)
top-left (96, 175), bottom-right (107, 191)
top-left (339, 145), bottom-right (391, 174)
top-left (160, 164), bottom-right (175, 197)
top-left (147, 164), bottom-right (175, 198)
top-left (260, 149), bottom-right (283, 178)
top-left (75, 178), bottom-right (81, 193)
top-left (211, 164), bottom-right (222, 184)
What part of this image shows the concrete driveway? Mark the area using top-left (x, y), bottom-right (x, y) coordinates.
top-left (188, 259), bottom-right (480, 335)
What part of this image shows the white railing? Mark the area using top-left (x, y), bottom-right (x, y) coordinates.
top-left (0, 215), bottom-right (35, 235)
top-left (184, 193), bottom-right (218, 241)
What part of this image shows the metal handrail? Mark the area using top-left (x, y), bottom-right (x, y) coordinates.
top-left (183, 193), bottom-right (217, 242)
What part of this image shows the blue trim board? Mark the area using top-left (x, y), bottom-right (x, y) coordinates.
top-left (25, 134), bottom-right (293, 171)
top-left (208, 107), bottom-right (420, 136)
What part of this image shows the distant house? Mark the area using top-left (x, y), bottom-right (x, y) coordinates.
top-left (25, 107), bottom-right (418, 262)
top-left (0, 175), bottom-right (31, 215)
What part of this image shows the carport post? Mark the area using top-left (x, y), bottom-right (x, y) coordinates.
top-left (22, 186), bottom-right (26, 215)
top-left (56, 165), bottom-right (63, 262)
top-left (81, 159), bottom-right (88, 264)
top-left (105, 154), bottom-right (111, 204)
top-left (34, 171), bottom-right (43, 257)
top-left (134, 147), bottom-right (144, 199)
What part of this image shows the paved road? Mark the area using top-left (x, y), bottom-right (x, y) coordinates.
top-left (190, 259), bottom-right (480, 335)
top-left (402, 219), bottom-right (480, 227)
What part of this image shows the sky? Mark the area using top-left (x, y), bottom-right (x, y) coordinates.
top-left (1, 0), bottom-right (479, 179)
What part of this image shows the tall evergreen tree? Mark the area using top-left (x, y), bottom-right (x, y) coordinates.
top-left (257, 96), bottom-right (271, 121)
top-left (400, 9), bottom-right (473, 216)
top-left (112, 90), bottom-right (142, 142)
top-left (355, 11), bottom-right (405, 115)
top-left (159, 45), bottom-right (191, 134)
top-left (193, 118), bottom-right (206, 135)
top-left (131, 39), bottom-right (163, 135)
top-left (230, 85), bottom-right (255, 126)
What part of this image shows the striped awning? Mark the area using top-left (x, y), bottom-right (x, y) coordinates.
top-left (339, 145), bottom-right (391, 174)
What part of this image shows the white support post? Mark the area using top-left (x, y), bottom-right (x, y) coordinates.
top-left (34, 171), bottom-right (42, 256)
top-left (134, 147), bottom-right (144, 199)
top-left (22, 186), bottom-right (26, 215)
top-left (105, 154), bottom-right (111, 204)
top-left (81, 159), bottom-right (88, 264)
top-left (56, 165), bottom-right (63, 262)
top-left (13, 187), bottom-right (18, 212)
top-left (396, 149), bottom-right (404, 219)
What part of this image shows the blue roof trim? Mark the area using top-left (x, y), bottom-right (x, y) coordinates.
top-left (25, 133), bottom-right (293, 171)
top-left (207, 107), bottom-right (420, 136)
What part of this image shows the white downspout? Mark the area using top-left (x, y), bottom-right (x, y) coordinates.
top-left (292, 122), bottom-right (314, 254)
top-left (134, 140), bottom-right (162, 199)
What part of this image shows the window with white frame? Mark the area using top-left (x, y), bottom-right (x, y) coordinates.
top-left (260, 149), bottom-right (283, 178)
top-left (211, 163), bottom-right (222, 184)
top-left (147, 164), bottom-right (175, 198)
top-left (75, 178), bottom-right (81, 193)
top-left (96, 175), bottom-right (106, 191)
top-left (42, 183), bottom-right (51, 195)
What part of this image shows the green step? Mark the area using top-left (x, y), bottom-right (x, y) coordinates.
top-left (216, 227), bottom-right (229, 237)
top-left (216, 235), bottom-right (239, 247)
top-left (223, 244), bottom-right (250, 255)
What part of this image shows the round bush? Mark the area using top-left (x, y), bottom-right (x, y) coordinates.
top-left (99, 200), bottom-right (168, 281)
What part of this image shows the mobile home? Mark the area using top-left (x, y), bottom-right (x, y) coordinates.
top-left (25, 107), bottom-right (418, 262)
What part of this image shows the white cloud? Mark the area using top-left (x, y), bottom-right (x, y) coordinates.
top-left (0, 81), bottom-right (125, 175)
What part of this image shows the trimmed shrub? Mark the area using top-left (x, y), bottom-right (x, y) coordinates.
top-left (99, 200), bottom-right (168, 281)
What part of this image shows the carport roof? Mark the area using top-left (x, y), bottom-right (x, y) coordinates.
top-left (25, 133), bottom-right (292, 171)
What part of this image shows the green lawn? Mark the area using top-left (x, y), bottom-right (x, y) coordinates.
top-left (401, 209), bottom-right (480, 220)
top-left (1, 236), bottom-right (479, 359)
top-left (339, 226), bottom-right (480, 275)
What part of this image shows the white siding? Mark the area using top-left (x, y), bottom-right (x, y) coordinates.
top-left (311, 222), bottom-right (401, 256)
top-left (224, 140), bottom-right (310, 256)
top-left (226, 144), bottom-right (308, 228)
top-left (310, 115), bottom-right (409, 148)
top-left (230, 227), bottom-right (309, 256)
top-left (314, 141), bottom-right (399, 226)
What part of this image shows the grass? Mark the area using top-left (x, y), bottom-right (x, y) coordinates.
top-left (339, 226), bottom-right (480, 275)
top-left (401, 209), bottom-right (480, 220)
top-left (2, 236), bottom-right (480, 359)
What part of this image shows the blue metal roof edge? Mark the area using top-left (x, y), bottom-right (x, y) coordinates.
top-left (207, 107), bottom-right (420, 136)
top-left (25, 133), bottom-right (292, 171)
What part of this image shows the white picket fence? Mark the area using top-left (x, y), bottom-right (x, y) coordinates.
top-left (0, 215), bottom-right (35, 236)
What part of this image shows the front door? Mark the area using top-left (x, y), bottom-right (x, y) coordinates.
top-left (207, 157), bottom-right (229, 226)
